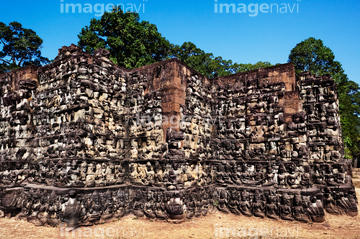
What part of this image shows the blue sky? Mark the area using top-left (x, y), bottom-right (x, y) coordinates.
top-left (1, 0), bottom-right (359, 83)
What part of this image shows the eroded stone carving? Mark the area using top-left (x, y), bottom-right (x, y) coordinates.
top-left (0, 45), bottom-right (357, 228)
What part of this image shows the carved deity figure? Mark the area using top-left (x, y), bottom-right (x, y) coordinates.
top-left (239, 190), bottom-right (252, 217)
top-left (279, 193), bottom-right (293, 221)
top-left (266, 191), bottom-right (279, 220)
top-left (293, 194), bottom-right (309, 222)
top-left (252, 190), bottom-right (265, 218)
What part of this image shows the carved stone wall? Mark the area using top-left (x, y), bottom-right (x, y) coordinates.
top-left (0, 45), bottom-right (357, 227)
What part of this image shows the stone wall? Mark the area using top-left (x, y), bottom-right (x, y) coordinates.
top-left (0, 45), bottom-right (357, 227)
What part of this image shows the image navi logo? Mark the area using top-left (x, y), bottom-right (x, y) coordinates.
top-left (214, 0), bottom-right (301, 17)
top-left (60, 0), bottom-right (147, 17)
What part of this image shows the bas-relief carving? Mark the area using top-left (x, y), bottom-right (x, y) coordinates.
top-left (0, 45), bottom-right (357, 228)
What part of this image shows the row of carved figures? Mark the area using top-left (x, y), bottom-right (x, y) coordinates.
top-left (0, 187), bottom-right (357, 227)
top-left (0, 160), bottom-right (351, 189)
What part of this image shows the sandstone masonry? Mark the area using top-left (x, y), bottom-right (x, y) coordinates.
top-left (0, 45), bottom-right (357, 227)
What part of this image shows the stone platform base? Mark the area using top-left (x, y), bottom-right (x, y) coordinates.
top-left (0, 183), bottom-right (357, 228)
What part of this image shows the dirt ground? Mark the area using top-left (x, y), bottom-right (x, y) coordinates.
top-left (0, 188), bottom-right (359, 239)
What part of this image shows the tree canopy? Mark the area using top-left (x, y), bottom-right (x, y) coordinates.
top-left (289, 37), bottom-right (343, 76)
top-left (78, 9), bottom-right (272, 77)
top-left (169, 42), bottom-right (273, 78)
top-left (0, 21), bottom-right (49, 72)
top-left (233, 61), bottom-right (273, 73)
top-left (169, 42), bottom-right (235, 78)
top-left (78, 7), bottom-right (171, 69)
top-left (289, 37), bottom-right (360, 160)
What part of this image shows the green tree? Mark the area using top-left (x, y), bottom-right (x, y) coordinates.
top-left (78, 7), bottom-right (170, 69)
top-left (169, 42), bottom-right (272, 78)
top-left (289, 37), bottom-right (360, 160)
top-left (234, 61), bottom-right (273, 73)
top-left (0, 21), bottom-right (49, 72)
top-left (169, 42), bottom-right (237, 78)
top-left (78, 7), bottom-right (273, 78)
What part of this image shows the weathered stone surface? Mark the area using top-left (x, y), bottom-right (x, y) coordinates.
top-left (0, 44), bottom-right (357, 228)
